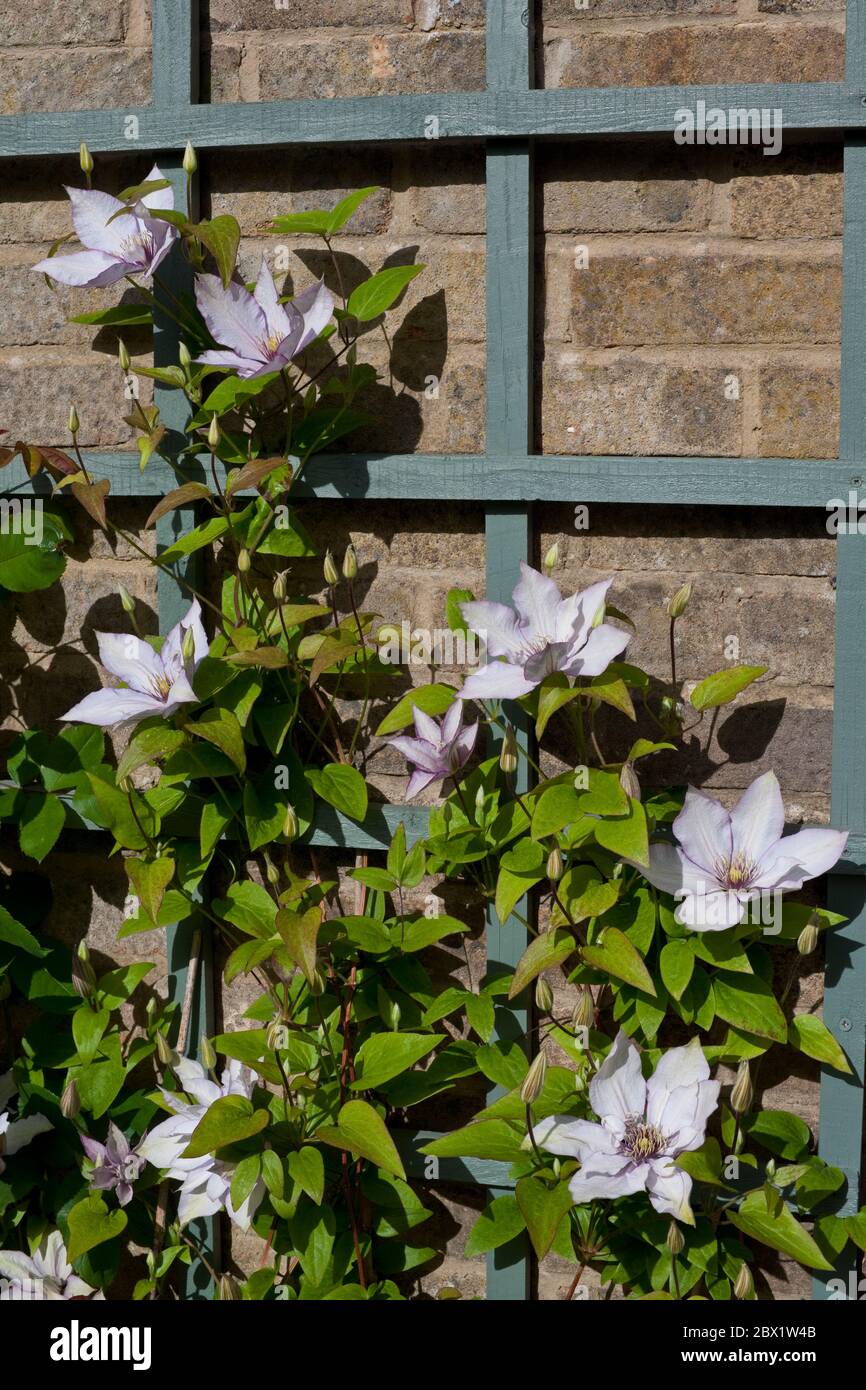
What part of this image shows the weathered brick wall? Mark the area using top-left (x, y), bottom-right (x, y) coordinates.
top-left (0, 0), bottom-right (848, 1300)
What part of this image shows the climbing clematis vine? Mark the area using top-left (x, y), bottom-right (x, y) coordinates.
top-left (0, 1230), bottom-right (104, 1300)
top-left (458, 564), bottom-right (630, 703)
top-left (534, 1031), bottom-right (720, 1225)
top-left (33, 164), bottom-right (177, 288)
top-left (194, 256), bottom-right (334, 379)
top-left (389, 701), bottom-right (478, 799)
top-left (0, 1070), bottom-right (52, 1177)
top-left (60, 598), bottom-right (208, 731)
top-left (630, 771), bottom-right (848, 931)
top-left (137, 1057), bottom-right (265, 1231)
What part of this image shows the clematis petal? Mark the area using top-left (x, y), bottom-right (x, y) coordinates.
top-left (405, 768), bottom-right (440, 800)
top-left (459, 599), bottom-right (524, 660)
top-left (177, 1186), bottom-right (223, 1228)
top-left (626, 843), bottom-right (710, 899)
top-left (3, 1113), bottom-right (52, 1156)
top-left (674, 786), bottom-right (733, 876)
top-left (460, 661), bottom-right (536, 703)
top-left (33, 249), bottom-right (126, 288)
top-left (160, 598), bottom-right (209, 683)
top-left (140, 164), bottom-right (175, 213)
top-left (227, 1176), bottom-right (266, 1232)
top-left (195, 349), bottom-right (260, 373)
top-left (174, 1057), bottom-right (222, 1107)
top-left (554, 577), bottom-right (612, 646)
top-left (511, 561), bottom-right (562, 641)
top-left (451, 722), bottom-right (478, 768)
top-left (65, 185), bottom-right (128, 256)
top-left (534, 1115), bottom-right (619, 1162)
top-left (412, 707), bottom-right (443, 746)
top-left (60, 688), bottom-right (165, 728)
top-left (0, 1251), bottom-right (40, 1286)
top-left (388, 735), bottom-right (445, 774)
top-left (589, 1030), bottom-right (646, 1129)
top-left (252, 256), bottom-right (294, 346)
top-left (664, 1079), bottom-right (722, 1155)
top-left (440, 699), bottom-right (463, 745)
top-left (646, 1037), bottom-right (709, 1131)
top-left (675, 888), bottom-right (747, 932)
top-left (646, 1159), bottom-right (695, 1223)
top-left (752, 826), bottom-right (848, 891)
top-left (563, 621), bottom-right (631, 678)
top-left (96, 630), bottom-right (163, 691)
top-left (194, 272), bottom-right (268, 361)
top-left (730, 771), bottom-right (785, 866)
top-left (291, 277), bottom-right (335, 352)
top-left (568, 1155), bottom-right (648, 1204)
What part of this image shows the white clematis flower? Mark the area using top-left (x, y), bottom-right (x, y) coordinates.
top-left (631, 771), bottom-right (848, 931)
top-left (534, 1031), bottom-right (720, 1224)
top-left (0, 1230), bottom-right (104, 1300)
top-left (137, 1057), bottom-right (264, 1232)
top-left (0, 1069), bottom-right (53, 1177)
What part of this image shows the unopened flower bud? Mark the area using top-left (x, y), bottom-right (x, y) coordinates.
top-left (666, 1220), bottom-right (684, 1256)
top-left (282, 804), bottom-right (299, 842)
top-left (208, 415), bottom-right (220, 451)
top-left (60, 1078), bottom-right (80, 1120)
top-left (200, 1035), bottom-right (217, 1071)
top-left (237, 548), bottom-right (251, 575)
top-left (273, 571), bottom-right (287, 602)
top-left (571, 985), bottom-right (594, 1032)
top-left (543, 543), bottom-right (559, 576)
top-left (475, 784), bottom-right (485, 815)
top-left (798, 914), bottom-right (821, 956)
top-left (547, 846), bottom-right (563, 883)
top-left (183, 141), bottom-right (198, 176)
top-left (155, 1032), bottom-right (178, 1070)
top-left (619, 761), bottom-right (640, 801)
top-left (323, 549), bottom-right (339, 587)
top-left (520, 1051), bottom-right (547, 1106)
top-left (266, 1017), bottom-right (285, 1051)
top-left (730, 1059), bottom-right (753, 1115)
top-left (342, 544), bottom-right (358, 581)
top-left (265, 856), bottom-right (280, 887)
top-left (309, 968), bottom-right (326, 997)
top-left (179, 341), bottom-right (192, 370)
top-left (181, 625), bottom-right (196, 664)
top-left (118, 338), bottom-right (131, 373)
top-left (79, 142), bottom-right (93, 176)
top-left (733, 1262), bottom-right (755, 1301)
top-left (68, 405), bottom-right (80, 436)
top-left (218, 1273), bottom-right (241, 1301)
top-left (118, 584), bottom-right (135, 615)
top-left (499, 725), bottom-right (518, 776)
top-left (72, 941), bottom-right (96, 999)
top-left (535, 977), bottom-right (554, 1014)
top-left (668, 582), bottom-right (692, 619)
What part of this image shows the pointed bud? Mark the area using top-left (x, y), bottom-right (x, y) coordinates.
top-left (282, 804), bottom-right (298, 842)
top-left (200, 1035), bottom-right (217, 1071)
top-left (60, 1078), bottom-right (80, 1120)
top-left (218, 1273), bottom-right (241, 1301)
top-left (499, 725), bottom-right (518, 776)
top-left (71, 941), bottom-right (96, 999)
top-left (543, 542), bottom-right (559, 576)
top-left (145, 996), bottom-right (158, 1020)
top-left (520, 1051), bottom-right (547, 1106)
top-left (323, 549), bottom-right (339, 587)
top-left (798, 914), bottom-right (820, 956)
top-left (619, 761), bottom-right (640, 801)
top-left (733, 1262), bottom-right (755, 1300)
top-left (183, 141), bottom-right (198, 176)
top-left (118, 338), bottom-right (131, 373)
top-left (309, 968), bottom-right (326, 997)
top-left (547, 846), bottom-right (563, 883)
top-left (266, 1017), bottom-right (285, 1052)
top-left (730, 1059), bottom-right (753, 1115)
top-left (475, 784), bottom-right (485, 815)
top-left (179, 341), bottom-right (192, 370)
top-left (155, 1032), bottom-right (178, 1070)
top-left (181, 625), bottom-right (196, 664)
top-left (237, 548), bottom-right (251, 575)
top-left (571, 985), bottom-right (594, 1032)
top-left (118, 584), bottom-right (135, 615)
top-left (535, 977), bottom-right (554, 1014)
top-left (68, 405), bottom-right (80, 436)
top-left (668, 582), bottom-right (692, 619)
top-left (208, 414), bottom-right (220, 450)
top-left (79, 142), bottom-right (93, 176)
top-left (265, 855), bottom-right (280, 887)
top-left (273, 571), bottom-right (287, 602)
top-left (342, 544), bottom-right (358, 581)
top-left (666, 1220), bottom-right (684, 1256)
top-left (591, 601), bottom-right (605, 630)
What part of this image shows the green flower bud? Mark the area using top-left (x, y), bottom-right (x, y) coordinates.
top-left (265, 855), bottom-right (280, 887)
top-left (309, 968), bottom-right (326, 997)
top-left (499, 725), bottom-right (518, 776)
top-left (547, 846), bottom-right (564, 883)
top-left (155, 1032), bottom-right (178, 1070)
top-left (118, 584), bottom-right (135, 615)
top-left (283, 804), bottom-right (299, 842)
top-left (668, 582), bottom-right (692, 619)
top-left (60, 1078), bottom-right (80, 1120)
top-left (266, 1017), bottom-right (285, 1052)
top-left (118, 338), bottom-right (131, 373)
top-left (535, 977), bottom-right (554, 1014)
top-left (218, 1273), bottom-right (241, 1301)
top-left (181, 625), bottom-right (196, 664)
top-left (179, 342), bottom-right (192, 370)
top-left (273, 571), bottom-right (287, 602)
top-left (619, 761), bottom-right (640, 801)
top-left (798, 914), bottom-right (821, 956)
top-left (730, 1059), bottom-right (753, 1115)
top-left (342, 543), bottom-right (358, 581)
top-left (765, 1157), bottom-right (777, 1182)
top-left (520, 1051), bottom-right (547, 1106)
top-left (68, 405), bottom-right (80, 436)
top-left (71, 941), bottom-right (96, 999)
top-left (323, 549), bottom-right (339, 587)
top-left (208, 414), bottom-right (220, 451)
top-left (543, 543), bottom-right (559, 576)
top-left (666, 1220), bottom-right (684, 1256)
top-left (79, 142), bottom-right (93, 176)
top-left (237, 548), bottom-right (251, 575)
top-left (571, 985), bottom-right (594, 1032)
top-left (475, 784), bottom-right (485, 814)
top-left (733, 1262), bottom-right (755, 1300)
top-left (590, 600), bottom-right (605, 630)
top-left (183, 141), bottom-right (198, 176)
top-left (200, 1035), bottom-right (217, 1071)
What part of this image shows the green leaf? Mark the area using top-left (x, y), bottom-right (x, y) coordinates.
top-left (534, 674), bottom-right (581, 738)
top-left (188, 708), bottom-right (246, 773)
top-left (713, 973), bottom-right (788, 1044)
top-left (67, 1194), bottom-right (127, 1262)
top-left (676, 1137), bottom-right (725, 1187)
top-left (509, 930), bottom-right (575, 999)
top-left (70, 303), bottom-right (153, 327)
top-left (585, 674), bottom-right (635, 720)
top-left (593, 798), bottom-right (649, 867)
top-left (788, 1015), bottom-right (852, 1074)
top-left (316, 1099), bottom-right (406, 1179)
top-left (495, 838), bottom-right (545, 923)
top-left (351, 1033), bottom-right (438, 1091)
top-left (465, 1193), bottom-right (527, 1257)
top-left (126, 856), bottom-right (174, 923)
top-left (75, 1056), bottom-right (125, 1118)
top-left (445, 587), bottom-right (474, 636)
top-left (242, 772), bottom-right (287, 852)
top-left (231, 1153), bottom-right (262, 1211)
top-left (581, 926), bottom-right (656, 996)
top-left (0, 903), bottom-right (46, 956)
top-left (660, 940), bottom-right (694, 1001)
top-left (741, 1109), bottom-right (812, 1161)
top-left (325, 186), bottom-right (379, 233)
top-left (275, 907), bottom-right (321, 987)
top-left (466, 992), bottom-right (495, 1042)
top-left (476, 1041), bottom-right (528, 1091)
top-left (422, 1118), bottom-right (524, 1163)
top-left (305, 763), bottom-right (368, 823)
top-left (72, 1006), bottom-right (109, 1061)
top-left (116, 725), bottom-right (186, 782)
top-left (182, 1095), bottom-right (270, 1159)
top-left (398, 914), bottom-right (468, 952)
top-left (516, 1176), bottom-right (575, 1259)
top-left (17, 793), bottom-right (65, 862)
top-left (531, 784), bottom-right (583, 840)
top-left (690, 665), bottom-right (768, 712)
top-left (729, 1191), bottom-right (832, 1270)
top-left (191, 214), bottom-right (241, 288)
top-left (0, 505), bottom-right (70, 592)
top-left (375, 684), bottom-right (456, 737)
top-left (346, 264), bottom-right (424, 321)
top-left (157, 514), bottom-right (230, 564)
top-left (288, 1147), bottom-right (325, 1205)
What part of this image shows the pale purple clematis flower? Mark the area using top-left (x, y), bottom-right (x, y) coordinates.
top-left (80, 1123), bottom-right (144, 1208)
top-left (631, 771), bottom-right (848, 932)
top-left (0, 1070), bottom-right (52, 1177)
top-left (194, 256), bottom-right (334, 379)
top-left (33, 164), bottom-right (177, 288)
top-left (137, 1057), bottom-right (264, 1231)
top-left (535, 1031), bottom-right (719, 1225)
top-left (0, 1230), bottom-right (104, 1300)
top-left (60, 598), bottom-right (208, 731)
top-left (459, 563), bottom-right (630, 703)
top-left (388, 701), bottom-right (478, 799)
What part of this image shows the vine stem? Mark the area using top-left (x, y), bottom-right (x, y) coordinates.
top-left (563, 1263), bottom-right (586, 1301)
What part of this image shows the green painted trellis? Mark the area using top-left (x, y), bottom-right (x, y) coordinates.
top-left (1, 0), bottom-right (865, 1299)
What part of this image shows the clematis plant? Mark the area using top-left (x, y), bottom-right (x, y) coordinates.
top-left (33, 164), bottom-right (177, 288)
top-left (631, 772), bottom-right (848, 930)
top-left (60, 597), bottom-right (208, 730)
top-left (194, 257), bottom-right (334, 379)
top-left (459, 564), bottom-right (630, 702)
top-left (80, 1123), bottom-right (145, 1208)
top-left (0, 1231), bottom-right (103, 1301)
top-left (388, 702), bottom-right (478, 799)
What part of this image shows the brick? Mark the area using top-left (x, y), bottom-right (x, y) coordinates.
top-left (2, 48), bottom-right (151, 113)
top-left (0, 358), bottom-right (149, 446)
top-left (208, 0), bottom-right (412, 29)
top-left (0, 1), bottom-right (125, 44)
top-left (293, 498), bottom-right (483, 569)
top-left (201, 43), bottom-right (241, 103)
top-left (758, 0), bottom-right (844, 11)
top-left (413, 0), bottom-right (486, 27)
top-left (343, 345), bottom-right (485, 453)
top-left (541, 354), bottom-right (743, 455)
top-left (728, 149), bottom-right (843, 240)
top-left (258, 32), bottom-right (485, 101)
top-left (0, 155), bottom-right (160, 245)
top-left (540, 147), bottom-right (710, 233)
top-left (209, 151), bottom-right (394, 236)
top-left (542, 0), bottom-right (734, 16)
top-left (11, 557), bottom-right (157, 655)
top-left (758, 365), bottom-right (840, 459)
top-left (393, 149), bottom-right (485, 234)
top-left (543, 23), bottom-right (845, 88)
top-left (568, 250), bottom-right (841, 347)
top-left (0, 259), bottom-right (151, 349)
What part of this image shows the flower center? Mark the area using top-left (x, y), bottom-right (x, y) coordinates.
top-left (145, 673), bottom-right (173, 701)
top-left (621, 1115), bottom-right (667, 1161)
top-left (120, 229), bottom-right (157, 267)
top-left (713, 851), bottom-right (758, 891)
